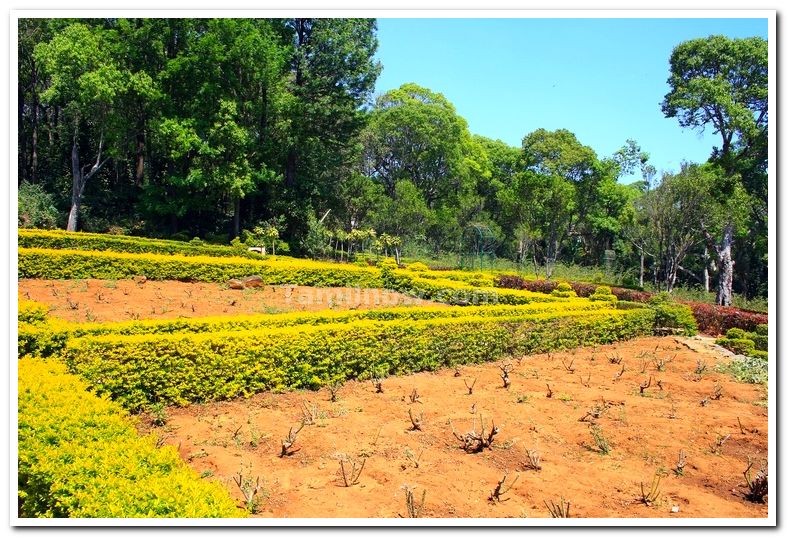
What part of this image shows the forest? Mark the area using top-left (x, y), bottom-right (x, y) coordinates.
top-left (17, 18), bottom-right (768, 305)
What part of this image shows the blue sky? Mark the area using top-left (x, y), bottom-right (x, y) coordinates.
top-left (372, 17), bottom-right (768, 182)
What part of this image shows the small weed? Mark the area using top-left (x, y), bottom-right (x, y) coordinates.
top-left (524, 449), bottom-right (541, 471)
top-left (233, 466), bottom-right (266, 514)
top-left (743, 457), bottom-right (768, 503)
top-left (200, 470), bottom-right (214, 478)
top-left (149, 402), bottom-right (168, 427)
top-left (590, 424), bottom-right (611, 455)
top-left (607, 353), bottom-right (622, 365)
top-left (694, 359), bottom-right (708, 375)
top-left (280, 422), bottom-right (305, 457)
top-left (404, 448), bottom-right (423, 469)
top-left (402, 484), bottom-right (426, 518)
top-left (339, 456), bottom-right (366, 487)
top-left (408, 388), bottom-right (422, 404)
top-left (499, 363), bottom-right (513, 388)
top-left (408, 408), bottom-right (424, 431)
top-left (674, 449), bottom-right (687, 476)
top-left (711, 382), bottom-right (723, 400)
top-left (557, 393), bottom-right (572, 402)
top-left (711, 433), bottom-right (730, 455)
top-left (463, 378), bottom-right (477, 395)
top-left (489, 472), bottom-right (519, 503)
top-left (639, 474), bottom-right (661, 506)
top-left (515, 393), bottom-right (530, 404)
top-left (545, 497), bottom-right (571, 518)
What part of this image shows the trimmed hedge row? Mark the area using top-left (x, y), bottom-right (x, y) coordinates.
top-left (716, 325), bottom-right (768, 360)
top-left (495, 273), bottom-right (765, 334)
top-left (18, 228), bottom-right (261, 259)
top-left (18, 301), bottom-right (609, 359)
top-left (18, 247), bottom-right (383, 288)
top-left (689, 303), bottom-right (768, 335)
top-left (62, 308), bottom-right (655, 411)
top-left (18, 300), bottom-right (49, 325)
top-left (18, 357), bottom-right (243, 518)
top-left (384, 269), bottom-right (562, 306)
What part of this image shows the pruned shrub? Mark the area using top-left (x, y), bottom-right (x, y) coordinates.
top-left (18, 357), bottom-right (242, 518)
top-left (406, 262), bottom-right (429, 272)
top-left (61, 308), bottom-right (656, 410)
top-left (551, 282), bottom-right (578, 298)
top-left (648, 293), bottom-right (698, 336)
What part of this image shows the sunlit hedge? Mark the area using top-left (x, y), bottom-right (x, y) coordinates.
top-left (18, 228), bottom-right (261, 259)
top-left (18, 247), bottom-right (383, 287)
top-left (18, 357), bottom-right (243, 518)
top-left (19, 301), bottom-right (610, 359)
top-left (62, 308), bottom-right (655, 411)
top-left (18, 299), bottom-right (49, 325)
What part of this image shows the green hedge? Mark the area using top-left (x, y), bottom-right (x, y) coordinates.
top-left (647, 294), bottom-right (698, 336)
top-left (19, 301), bottom-right (608, 359)
top-left (18, 228), bottom-right (261, 259)
top-left (716, 326), bottom-right (768, 359)
top-left (18, 357), bottom-right (243, 518)
top-left (62, 308), bottom-right (655, 411)
top-left (18, 247), bottom-right (383, 287)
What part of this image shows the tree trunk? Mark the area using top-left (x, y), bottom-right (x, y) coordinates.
top-left (134, 131), bottom-right (145, 185)
top-left (639, 250), bottom-right (645, 288)
top-left (703, 246), bottom-right (711, 293)
top-left (232, 197), bottom-right (241, 238)
top-left (67, 142), bottom-right (83, 231)
top-left (716, 224), bottom-right (734, 306)
top-left (18, 77), bottom-right (26, 183)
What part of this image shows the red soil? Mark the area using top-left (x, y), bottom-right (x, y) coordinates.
top-left (138, 337), bottom-right (768, 519)
top-left (18, 279), bottom-right (437, 322)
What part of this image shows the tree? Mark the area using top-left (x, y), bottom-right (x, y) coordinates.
top-left (639, 164), bottom-right (708, 293)
top-left (363, 83), bottom-right (475, 208)
top-left (35, 23), bottom-right (131, 230)
top-left (662, 34), bottom-right (768, 304)
top-left (282, 18), bottom-right (381, 245)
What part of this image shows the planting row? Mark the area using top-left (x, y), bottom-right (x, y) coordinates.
top-left (495, 274), bottom-right (767, 334)
top-left (18, 247), bottom-right (383, 288)
top-left (18, 300), bottom-right (612, 359)
top-left (59, 308), bottom-right (657, 411)
top-left (18, 228), bottom-right (262, 259)
top-left (18, 357), bottom-right (242, 518)
top-left (18, 248), bottom-right (569, 308)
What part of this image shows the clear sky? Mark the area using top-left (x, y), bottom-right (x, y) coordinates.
top-left (372, 17), bottom-right (768, 182)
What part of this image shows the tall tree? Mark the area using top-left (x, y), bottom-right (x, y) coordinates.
top-left (283, 18), bottom-right (381, 245)
top-left (661, 34), bottom-right (768, 304)
top-left (362, 83), bottom-right (474, 208)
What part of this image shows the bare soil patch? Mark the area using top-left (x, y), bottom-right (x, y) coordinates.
top-left (18, 279), bottom-right (437, 322)
top-left (140, 337), bottom-right (768, 519)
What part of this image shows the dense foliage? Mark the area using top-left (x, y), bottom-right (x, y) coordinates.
top-left (18, 21), bottom-right (767, 302)
top-left (18, 357), bottom-right (243, 517)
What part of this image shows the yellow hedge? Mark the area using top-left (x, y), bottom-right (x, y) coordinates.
top-left (18, 247), bottom-right (383, 287)
top-left (62, 308), bottom-right (655, 410)
top-left (18, 358), bottom-right (243, 518)
top-left (18, 301), bottom-right (609, 359)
